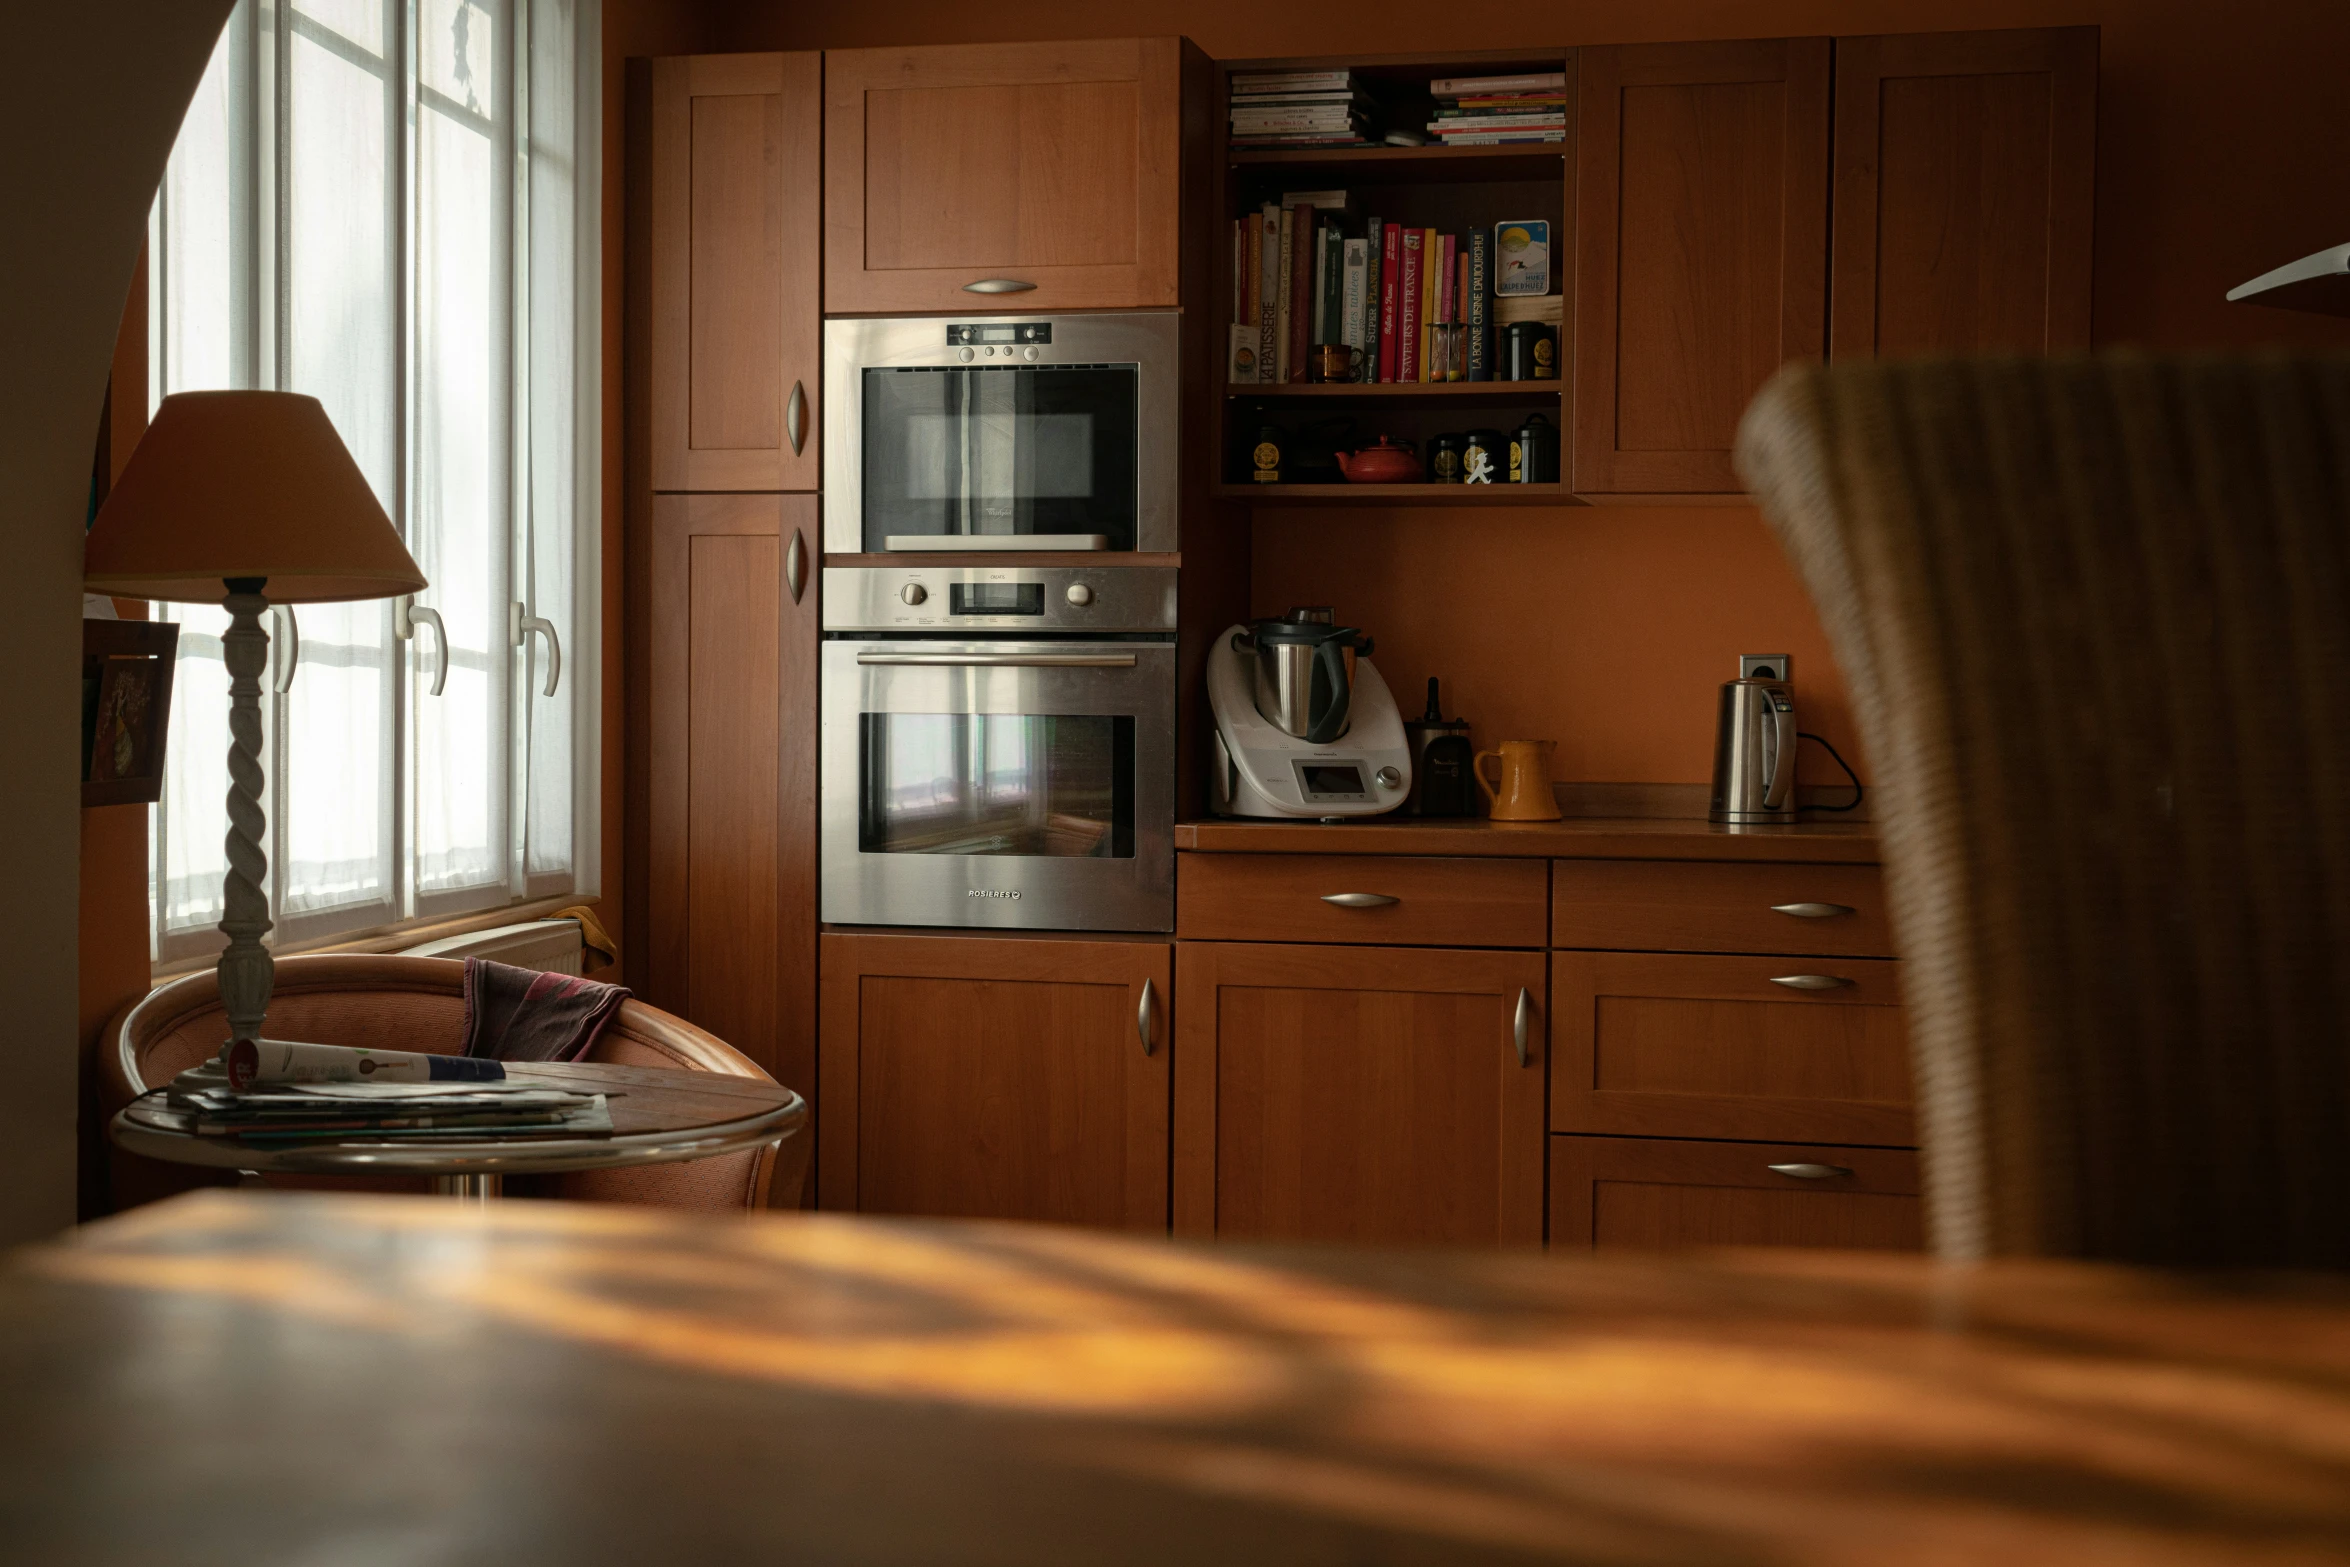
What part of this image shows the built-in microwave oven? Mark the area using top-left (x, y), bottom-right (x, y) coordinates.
top-left (822, 312), bottom-right (1180, 556)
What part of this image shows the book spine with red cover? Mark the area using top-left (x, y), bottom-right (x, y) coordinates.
top-left (1396, 229), bottom-right (1424, 384)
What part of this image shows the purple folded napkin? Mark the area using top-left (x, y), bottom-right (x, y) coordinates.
top-left (462, 958), bottom-right (632, 1064)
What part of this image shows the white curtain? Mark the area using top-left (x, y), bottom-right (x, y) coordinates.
top-left (149, 0), bottom-right (591, 963)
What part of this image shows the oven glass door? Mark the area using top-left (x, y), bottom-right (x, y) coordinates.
top-left (859, 365), bottom-right (1139, 550)
top-left (823, 641), bottom-right (1175, 932)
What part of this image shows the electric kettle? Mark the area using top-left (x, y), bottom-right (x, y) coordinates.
top-left (1709, 664), bottom-right (1798, 825)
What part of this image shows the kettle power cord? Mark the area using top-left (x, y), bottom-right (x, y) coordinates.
top-left (1797, 732), bottom-right (1865, 814)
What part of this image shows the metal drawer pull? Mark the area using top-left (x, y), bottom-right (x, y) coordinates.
top-left (1512, 987), bottom-right (1531, 1068)
top-left (855, 653), bottom-right (1137, 668)
top-left (786, 380), bottom-right (808, 456)
top-left (1320, 892), bottom-right (1399, 909)
top-left (1769, 974), bottom-right (1854, 991)
top-left (785, 530), bottom-right (807, 604)
top-left (1137, 979), bottom-right (1155, 1057)
top-left (1770, 901), bottom-right (1855, 919)
top-left (963, 278), bottom-right (1038, 294)
top-left (1768, 1163), bottom-right (1853, 1180)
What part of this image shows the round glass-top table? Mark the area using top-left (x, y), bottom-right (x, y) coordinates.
top-left (112, 1059), bottom-right (807, 1199)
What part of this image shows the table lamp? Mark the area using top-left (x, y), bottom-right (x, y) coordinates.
top-left (86, 390), bottom-right (426, 1045)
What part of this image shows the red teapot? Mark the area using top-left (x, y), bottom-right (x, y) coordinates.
top-left (1333, 435), bottom-right (1422, 484)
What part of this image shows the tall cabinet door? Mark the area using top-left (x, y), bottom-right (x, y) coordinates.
top-left (824, 38), bottom-right (1184, 313)
top-left (648, 53), bottom-right (822, 493)
top-left (1572, 40), bottom-right (1831, 495)
top-left (1830, 28), bottom-right (2097, 358)
top-left (1174, 943), bottom-right (1548, 1246)
top-left (819, 933), bottom-right (1172, 1229)
top-left (644, 494), bottom-right (819, 1105)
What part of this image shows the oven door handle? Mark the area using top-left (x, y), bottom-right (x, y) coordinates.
top-left (853, 653), bottom-right (1139, 668)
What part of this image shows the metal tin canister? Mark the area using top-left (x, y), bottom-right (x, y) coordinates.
top-left (1510, 413), bottom-right (1559, 484)
top-left (1461, 428), bottom-right (1505, 485)
top-left (1427, 432), bottom-right (1466, 483)
top-left (1501, 322), bottom-right (1555, 381)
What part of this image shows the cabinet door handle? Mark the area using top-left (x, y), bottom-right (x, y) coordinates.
top-left (1320, 892), bottom-right (1399, 909)
top-left (963, 278), bottom-right (1038, 294)
top-left (1770, 901), bottom-right (1855, 919)
top-left (1769, 974), bottom-right (1854, 991)
top-left (786, 380), bottom-right (808, 456)
top-left (1137, 978), bottom-right (1155, 1057)
top-left (1511, 987), bottom-right (1531, 1068)
top-left (1767, 1163), bottom-right (1854, 1180)
top-left (785, 529), bottom-right (807, 604)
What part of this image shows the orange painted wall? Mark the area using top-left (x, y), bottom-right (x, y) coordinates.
top-left (712, 0), bottom-right (2350, 788)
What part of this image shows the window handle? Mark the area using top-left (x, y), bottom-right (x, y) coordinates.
top-left (270, 606), bottom-right (300, 695)
top-left (511, 603), bottom-right (561, 698)
top-left (396, 596), bottom-right (447, 697)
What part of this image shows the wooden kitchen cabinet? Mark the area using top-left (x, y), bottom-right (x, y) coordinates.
top-left (1571, 39), bottom-right (1831, 495)
top-left (1550, 1134), bottom-right (1922, 1250)
top-left (1830, 28), bottom-right (2097, 359)
top-left (1552, 952), bottom-right (1913, 1146)
top-left (818, 932), bottom-right (1170, 1229)
top-left (640, 494), bottom-right (818, 1106)
top-left (824, 38), bottom-right (1194, 313)
top-left (642, 52), bottom-right (822, 492)
top-left (1173, 942), bottom-right (1547, 1246)
top-left (1550, 859), bottom-right (1894, 958)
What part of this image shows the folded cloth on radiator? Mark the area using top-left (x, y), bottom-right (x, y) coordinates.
top-left (462, 957), bottom-right (632, 1063)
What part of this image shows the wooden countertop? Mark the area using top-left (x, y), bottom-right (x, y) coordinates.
top-left (1178, 815), bottom-right (1881, 862)
top-left (9, 1191), bottom-right (2348, 1564)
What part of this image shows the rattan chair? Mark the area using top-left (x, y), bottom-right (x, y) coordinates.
top-left (1735, 353), bottom-right (2350, 1267)
top-left (102, 953), bottom-right (809, 1215)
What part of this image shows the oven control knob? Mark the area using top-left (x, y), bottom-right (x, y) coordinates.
top-left (957, 347), bottom-right (974, 363)
top-left (1023, 346), bottom-right (1040, 361)
top-left (1065, 583), bottom-right (1095, 607)
top-left (899, 583), bottom-right (927, 605)
top-left (1375, 766), bottom-right (1403, 789)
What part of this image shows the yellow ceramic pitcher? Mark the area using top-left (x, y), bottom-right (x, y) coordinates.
top-left (1474, 739), bottom-right (1561, 821)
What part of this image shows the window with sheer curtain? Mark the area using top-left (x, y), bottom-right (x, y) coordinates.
top-left (148, 0), bottom-right (599, 967)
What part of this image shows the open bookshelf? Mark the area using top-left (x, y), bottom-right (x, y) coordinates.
top-left (1212, 50), bottom-right (1571, 506)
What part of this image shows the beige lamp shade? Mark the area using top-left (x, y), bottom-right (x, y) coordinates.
top-left (86, 390), bottom-right (426, 603)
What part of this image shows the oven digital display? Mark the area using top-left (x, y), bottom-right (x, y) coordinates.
top-left (945, 322), bottom-right (1052, 345)
top-left (949, 583), bottom-right (1045, 617)
top-left (1299, 764), bottom-right (1368, 798)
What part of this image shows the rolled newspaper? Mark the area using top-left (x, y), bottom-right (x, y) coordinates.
top-left (225, 1038), bottom-right (508, 1091)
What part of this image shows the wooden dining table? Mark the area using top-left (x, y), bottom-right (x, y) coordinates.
top-left (4, 1190), bottom-right (2347, 1564)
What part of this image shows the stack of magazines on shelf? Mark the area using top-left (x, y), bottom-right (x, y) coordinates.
top-left (1229, 69), bottom-right (1378, 149)
top-left (1426, 70), bottom-right (1568, 145)
top-left (151, 1039), bottom-right (613, 1144)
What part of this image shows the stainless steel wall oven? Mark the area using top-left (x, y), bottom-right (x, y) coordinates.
top-left (823, 313), bottom-right (1181, 555)
top-left (821, 565), bottom-right (1177, 932)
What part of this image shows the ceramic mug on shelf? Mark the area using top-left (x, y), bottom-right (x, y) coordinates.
top-left (1474, 739), bottom-right (1562, 821)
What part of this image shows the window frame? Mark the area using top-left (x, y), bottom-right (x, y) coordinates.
top-left (146, 0), bottom-right (601, 973)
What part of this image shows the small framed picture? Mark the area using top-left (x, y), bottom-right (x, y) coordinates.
top-left (82, 619), bottom-right (178, 807)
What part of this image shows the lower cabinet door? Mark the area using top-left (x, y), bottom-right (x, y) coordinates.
top-left (1550, 1134), bottom-right (1922, 1251)
top-left (1174, 942), bottom-right (1548, 1246)
top-left (818, 932), bottom-right (1169, 1228)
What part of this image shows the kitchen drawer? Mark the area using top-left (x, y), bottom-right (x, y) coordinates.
top-left (1552, 859), bottom-right (1893, 956)
top-left (1178, 854), bottom-right (1548, 948)
top-left (1552, 952), bottom-right (1913, 1145)
top-left (1549, 1134), bottom-right (1922, 1251)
